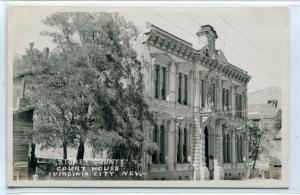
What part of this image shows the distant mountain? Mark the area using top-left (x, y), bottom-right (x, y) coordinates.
top-left (248, 87), bottom-right (281, 108)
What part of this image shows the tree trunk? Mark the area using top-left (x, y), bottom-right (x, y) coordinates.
top-left (250, 134), bottom-right (261, 179)
top-left (76, 139), bottom-right (85, 160)
top-left (63, 141), bottom-right (67, 160)
top-left (29, 143), bottom-right (36, 176)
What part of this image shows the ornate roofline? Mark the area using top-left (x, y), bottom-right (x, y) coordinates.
top-left (143, 23), bottom-right (251, 85)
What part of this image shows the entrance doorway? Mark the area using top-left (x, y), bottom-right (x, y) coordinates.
top-left (204, 126), bottom-right (214, 180)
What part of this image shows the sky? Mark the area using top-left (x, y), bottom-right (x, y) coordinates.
top-left (8, 6), bottom-right (289, 93)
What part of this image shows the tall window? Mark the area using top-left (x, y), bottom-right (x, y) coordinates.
top-left (223, 131), bottom-right (227, 163)
top-left (177, 128), bottom-right (182, 163)
top-left (236, 94), bottom-right (243, 119)
top-left (154, 65), bottom-right (167, 101)
top-left (152, 124), bottom-right (167, 164)
top-left (222, 88), bottom-right (230, 111)
top-left (212, 83), bottom-right (216, 106)
top-left (161, 67), bottom-right (166, 100)
top-left (178, 73), bottom-right (182, 103)
top-left (183, 128), bottom-right (188, 163)
top-left (223, 132), bottom-right (232, 163)
top-left (201, 79), bottom-right (205, 107)
top-left (178, 73), bottom-right (188, 105)
top-left (237, 135), bottom-right (243, 163)
top-left (152, 125), bottom-right (159, 164)
top-left (154, 65), bottom-right (159, 99)
top-left (183, 75), bottom-right (188, 105)
top-left (159, 125), bottom-right (165, 164)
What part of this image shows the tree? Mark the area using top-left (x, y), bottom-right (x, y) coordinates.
top-left (21, 45), bottom-right (81, 159)
top-left (248, 124), bottom-right (263, 173)
top-left (19, 12), bottom-right (157, 161)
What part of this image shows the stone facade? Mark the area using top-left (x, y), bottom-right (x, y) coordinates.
top-left (141, 24), bottom-right (251, 180)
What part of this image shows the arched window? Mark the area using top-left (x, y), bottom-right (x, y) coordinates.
top-left (227, 133), bottom-right (231, 163)
top-left (183, 128), bottom-right (188, 163)
top-left (237, 135), bottom-right (240, 162)
top-left (152, 125), bottom-right (159, 164)
top-left (212, 83), bottom-right (216, 106)
top-left (238, 135), bottom-right (243, 163)
top-left (159, 125), bottom-right (165, 164)
top-left (177, 127), bottom-right (182, 163)
top-left (204, 127), bottom-right (209, 167)
top-left (223, 132), bottom-right (227, 163)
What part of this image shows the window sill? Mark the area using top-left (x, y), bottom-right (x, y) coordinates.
top-left (149, 163), bottom-right (168, 172)
top-left (175, 163), bottom-right (193, 171)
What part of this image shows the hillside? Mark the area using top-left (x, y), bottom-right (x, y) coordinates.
top-left (248, 87), bottom-right (281, 108)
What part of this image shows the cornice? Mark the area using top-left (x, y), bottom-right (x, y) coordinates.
top-left (144, 25), bottom-right (251, 85)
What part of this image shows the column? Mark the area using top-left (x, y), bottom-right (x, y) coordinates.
top-left (175, 64), bottom-right (179, 105)
top-left (157, 122), bottom-right (161, 163)
top-left (215, 80), bottom-right (219, 111)
top-left (188, 123), bottom-right (193, 163)
top-left (245, 132), bottom-right (249, 164)
top-left (205, 80), bottom-right (209, 109)
top-left (194, 70), bottom-right (200, 110)
top-left (151, 63), bottom-right (155, 98)
top-left (243, 91), bottom-right (248, 121)
top-left (169, 62), bottom-right (176, 103)
top-left (228, 87), bottom-right (232, 114)
top-left (189, 70), bottom-right (193, 108)
top-left (180, 126), bottom-right (184, 163)
top-left (166, 65), bottom-right (170, 101)
top-left (199, 72), bottom-right (203, 108)
top-left (242, 133), bottom-right (247, 163)
top-left (215, 124), bottom-right (222, 163)
top-left (165, 121), bottom-right (169, 163)
top-left (158, 66), bottom-right (162, 100)
top-left (175, 119), bottom-right (178, 165)
top-left (168, 120), bottom-right (175, 170)
top-left (232, 131), bottom-right (237, 163)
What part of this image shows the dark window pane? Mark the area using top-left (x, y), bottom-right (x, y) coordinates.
top-left (184, 75), bottom-right (188, 105)
top-left (159, 125), bottom-right (165, 164)
top-left (161, 67), bottom-right (166, 100)
top-left (178, 73), bottom-right (182, 103)
top-left (201, 79), bottom-right (205, 107)
top-left (155, 65), bottom-right (159, 99)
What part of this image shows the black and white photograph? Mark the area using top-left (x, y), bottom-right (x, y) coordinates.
top-left (7, 5), bottom-right (288, 188)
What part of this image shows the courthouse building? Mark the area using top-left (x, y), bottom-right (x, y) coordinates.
top-left (141, 24), bottom-right (251, 180)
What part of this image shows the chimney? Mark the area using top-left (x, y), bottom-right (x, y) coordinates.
top-left (196, 25), bottom-right (218, 59)
top-left (17, 78), bottom-right (30, 109)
